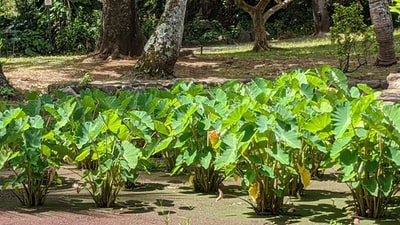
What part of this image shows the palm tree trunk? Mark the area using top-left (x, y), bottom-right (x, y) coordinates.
top-left (369, 0), bottom-right (397, 66)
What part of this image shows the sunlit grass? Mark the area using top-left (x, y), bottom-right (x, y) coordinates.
top-left (0, 55), bottom-right (86, 67)
top-left (197, 35), bottom-right (336, 60)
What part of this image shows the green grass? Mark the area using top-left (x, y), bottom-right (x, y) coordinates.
top-left (0, 55), bottom-right (86, 67)
top-left (196, 35), bottom-right (336, 60)
top-left (198, 29), bottom-right (400, 60)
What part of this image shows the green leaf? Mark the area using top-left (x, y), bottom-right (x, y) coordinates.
top-left (0, 150), bottom-right (11, 169)
top-left (41, 145), bottom-right (52, 157)
top-left (266, 146), bottom-right (290, 165)
top-left (24, 129), bottom-right (41, 150)
top-left (222, 103), bottom-right (250, 130)
top-left (383, 104), bottom-right (400, 134)
top-left (328, 66), bottom-right (349, 93)
top-left (131, 111), bottom-right (154, 130)
top-left (273, 125), bottom-right (301, 149)
top-left (365, 160), bottom-right (378, 173)
top-left (1, 108), bottom-right (24, 128)
top-left (29, 115), bottom-right (44, 129)
top-left (154, 120), bottom-right (171, 136)
top-left (379, 174), bottom-right (394, 197)
top-left (102, 110), bottom-right (121, 134)
top-left (122, 141), bottom-right (142, 169)
top-left (332, 102), bottom-right (352, 138)
top-left (151, 137), bottom-right (173, 155)
top-left (260, 165), bottom-right (275, 178)
top-left (330, 137), bottom-right (351, 159)
top-left (199, 151), bottom-right (212, 169)
top-left (385, 147), bottom-right (400, 166)
top-left (215, 133), bottom-right (239, 170)
top-left (363, 178), bottom-right (379, 197)
top-left (340, 149), bottom-right (358, 166)
top-left (256, 115), bottom-right (272, 133)
top-left (303, 113), bottom-right (331, 133)
top-left (75, 148), bottom-right (91, 162)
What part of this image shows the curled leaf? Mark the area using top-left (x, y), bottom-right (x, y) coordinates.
top-left (45, 166), bottom-right (56, 185)
top-left (188, 175), bottom-right (194, 184)
top-left (297, 164), bottom-right (311, 188)
top-left (248, 182), bottom-right (260, 202)
top-left (208, 130), bottom-right (220, 149)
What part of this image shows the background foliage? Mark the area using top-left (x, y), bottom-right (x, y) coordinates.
top-left (0, 0), bottom-right (396, 56)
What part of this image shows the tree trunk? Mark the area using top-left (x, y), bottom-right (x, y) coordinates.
top-left (133, 0), bottom-right (188, 78)
top-left (235, 0), bottom-right (294, 52)
top-left (369, 0), bottom-right (397, 66)
top-left (0, 65), bottom-right (16, 99)
top-left (252, 8), bottom-right (270, 52)
top-left (95, 0), bottom-right (147, 59)
top-left (312, 0), bottom-right (330, 35)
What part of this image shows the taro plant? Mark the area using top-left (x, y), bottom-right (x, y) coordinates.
top-left (213, 66), bottom-right (352, 214)
top-left (167, 81), bottom-right (226, 193)
top-left (72, 108), bottom-right (155, 208)
top-left (0, 95), bottom-right (63, 207)
top-left (330, 83), bottom-right (400, 218)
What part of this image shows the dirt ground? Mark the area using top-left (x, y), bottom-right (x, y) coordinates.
top-left (0, 166), bottom-right (399, 225)
top-left (1, 49), bottom-right (397, 93)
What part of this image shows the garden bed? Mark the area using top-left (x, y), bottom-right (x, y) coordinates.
top-left (1, 166), bottom-right (399, 225)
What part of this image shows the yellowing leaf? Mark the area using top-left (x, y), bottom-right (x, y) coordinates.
top-left (248, 182), bottom-right (260, 202)
top-left (189, 175), bottom-right (194, 184)
top-left (297, 164), bottom-right (311, 188)
top-left (208, 130), bottom-right (220, 148)
top-left (233, 173), bottom-right (239, 182)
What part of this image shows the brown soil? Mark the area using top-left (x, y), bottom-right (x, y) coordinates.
top-left (2, 51), bottom-right (396, 93)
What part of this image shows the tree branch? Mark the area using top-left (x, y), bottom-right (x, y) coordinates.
top-left (263, 0), bottom-right (294, 22)
top-left (234, 0), bottom-right (255, 13)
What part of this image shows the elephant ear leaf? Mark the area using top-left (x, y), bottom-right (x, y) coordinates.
top-left (332, 102), bottom-right (351, 138)
top-left (382, 104), bottom-right (400, 134)
top-left (328, 68), bottom-right (349, 94)
top-left (0, 150), bottom-right (11, 169)
top-left (297, 164), bottom-right (311, 188)
top-left (248, 182), bottom-right (260, 202)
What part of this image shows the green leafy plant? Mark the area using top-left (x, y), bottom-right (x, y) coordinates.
top-left (330, 84), bottom-right (400, 218)
top-left (0, 86), bottom-right (14, 99)
top-left (167, 82), bottom-right (225, 193)
top-left (0, 95), bottom-right (63, 207)
top-left (79, 72), bottom-right (94, 86)
top-left (330, 3), bottom-right (376, 72)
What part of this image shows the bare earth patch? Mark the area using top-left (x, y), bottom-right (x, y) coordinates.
top-left (2, 52), bottom-right (396, 93)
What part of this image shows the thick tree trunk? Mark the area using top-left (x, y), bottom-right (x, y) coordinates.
top-left (312, 0), bottom-right (330, 35)
top-left (252, 9), bottom-right (270, 52)
top-left (235, 0), bottom-right (293, 52)
top-left (133, 0), bottom-right (188, 78)
top-left (369, 0), bottom-right (397, 66)
top-left (95, 0), bottom-right (147, 59)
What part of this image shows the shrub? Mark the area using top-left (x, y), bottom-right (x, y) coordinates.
top-left (330, 3), bottom-right (376, 72)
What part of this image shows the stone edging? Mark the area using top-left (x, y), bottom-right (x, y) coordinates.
top-left (48, 77), bottom-right (396, 102)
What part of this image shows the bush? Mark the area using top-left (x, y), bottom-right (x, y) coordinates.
top-left (330, 3), bottom-right (376, 72)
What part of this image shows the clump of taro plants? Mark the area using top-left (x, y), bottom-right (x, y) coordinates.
top-left (72, 107), bottom-right (155, 207)
top-left (168, 82), bottom-right (226, 193)
top-left (330, 83), bottom-right (400, 218)
top-left (214, 66), bottom-right (353, 214)
top-left (0, 95), bottom-right (63, 207)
